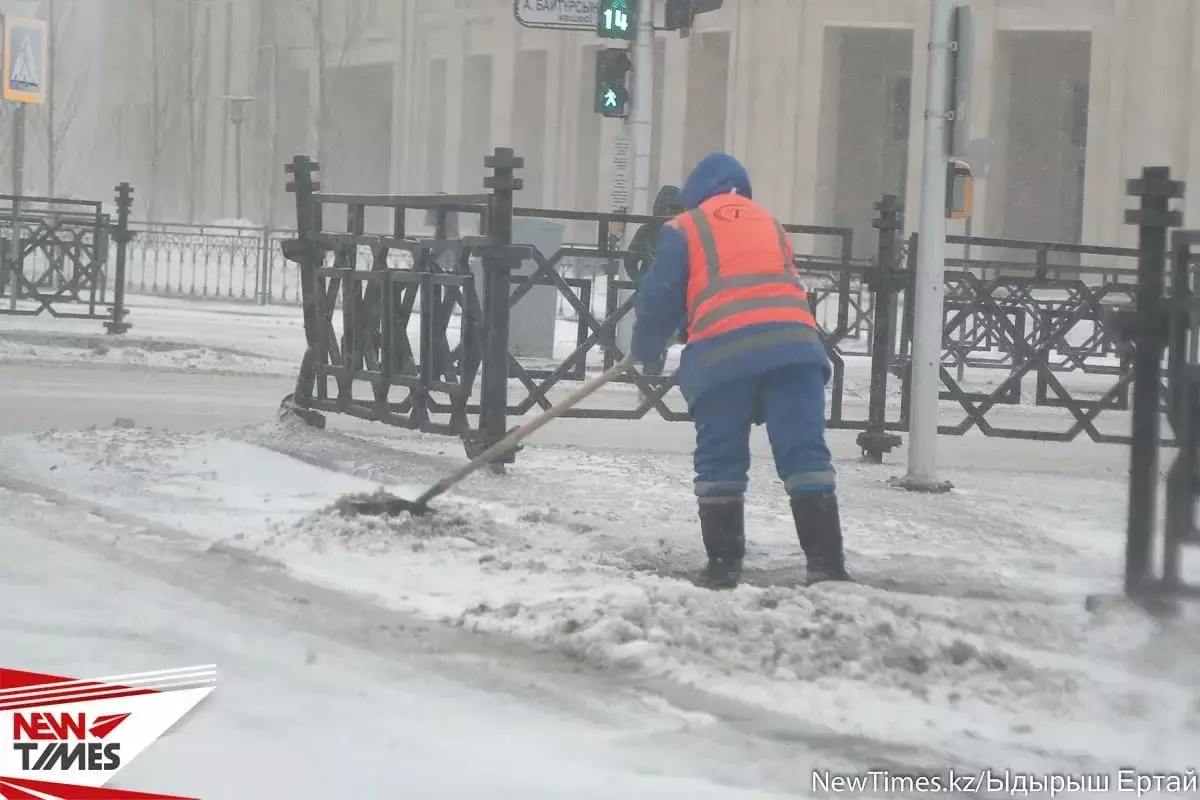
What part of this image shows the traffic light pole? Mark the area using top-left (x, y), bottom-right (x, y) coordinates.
top-left (894, 0), bottom-right (955, 494)
top-left (616, 0), bottom-right (655, 359)
top-left (627, 0), bottom-right (654, 216)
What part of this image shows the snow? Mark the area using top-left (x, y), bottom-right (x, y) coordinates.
top-left (0, 294), bottom-right (302, 375)
top-left (1, 289), bottom-right (1193, 795)
top-left (0, 331), bottom-right (297, 376)
top-left (3, 417), bottom-right (1198, 789)
top-left (0, 484), bottom-right (804, 798)
top-left (208, 218), bottom-right (260, 229)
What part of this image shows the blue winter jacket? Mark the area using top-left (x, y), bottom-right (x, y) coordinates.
top-left (629, 153), bottom-right (831, 410)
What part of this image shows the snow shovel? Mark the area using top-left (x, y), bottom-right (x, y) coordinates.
top-left (344, 356), bottom-right (636, 517)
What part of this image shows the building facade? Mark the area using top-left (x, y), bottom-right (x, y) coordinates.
top-left (94, 0), bottom-right (1200, 254)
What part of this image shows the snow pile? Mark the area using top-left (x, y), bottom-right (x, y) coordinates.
top-left (0, 331), bottom-right (297, 375)
top-left (260, 496), bottom-right (622, 620)
top-left (276, 498), bottom-right (505, 556)
top-left (456, 579), bottom-right (1056, 703)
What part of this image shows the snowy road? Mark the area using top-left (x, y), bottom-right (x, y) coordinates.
top-left (0, 362), bottom-right (293, 434)
top-left (0, 361), bottom-right (1131, 477)
top-left (1, 483), bottom-right (813, 799)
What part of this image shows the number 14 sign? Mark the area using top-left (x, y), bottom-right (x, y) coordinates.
top-left (597, 0), bottom-right (637, 40)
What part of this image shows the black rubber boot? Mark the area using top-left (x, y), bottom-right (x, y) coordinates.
top-left (697, 500), bottom-right (745, 590)
top-left (790, 491), bottom-right (852, 585)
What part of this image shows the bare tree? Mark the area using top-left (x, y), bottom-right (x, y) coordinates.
top-left (143, 0), bottom-right (179, 221)
top-left (0, 100), bottom-right (13, 189)
top-left (181, 0), bottom-right (211, 221)
top-left (285, 0), bottom-right (372, 167)
top-left (33, 0), bottom-right (86, 199)
top-left (252, 0), bottom-right (283, 228)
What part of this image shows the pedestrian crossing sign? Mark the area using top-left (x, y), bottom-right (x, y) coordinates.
top-left (3, 16), bottom-right (46, 104)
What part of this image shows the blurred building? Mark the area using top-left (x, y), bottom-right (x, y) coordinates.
top-left (93, 0), bottom-right (1200, 255)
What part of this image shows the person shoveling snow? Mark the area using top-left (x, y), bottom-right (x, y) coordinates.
top-left (629, 153), bottom-right (849, 591)
top-left (335, 154), bottom-right (850, 594)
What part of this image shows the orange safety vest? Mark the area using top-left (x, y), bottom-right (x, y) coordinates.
top-left (668, 193), bottom-right (818, 344)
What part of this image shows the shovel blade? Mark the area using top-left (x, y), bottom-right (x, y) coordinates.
top-left (334, 491), bottom-right (432, 517)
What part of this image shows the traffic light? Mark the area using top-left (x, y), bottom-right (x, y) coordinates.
top-left (663, 0), bottom-right (723, 36)
top-left (946, 160), bottom-right (974, 220)
top-left (596, 0), bottom-right (637, 40)
top-left (594, 48), bottom-right (631, 118)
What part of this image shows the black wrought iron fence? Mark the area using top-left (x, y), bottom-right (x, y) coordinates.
top-left (1118, 167), bottom-right (1199, 608)
top-left (861, 229), bottom-right (1200, 446)
top-left (280, 148), bottom-right (1200, 463)
top-left (0, 185), bottom-right (132, 332)
top-left (279, 151), bottom-right (519, 459)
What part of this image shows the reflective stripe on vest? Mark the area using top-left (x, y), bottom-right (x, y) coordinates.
top-left (675, 198), bottom-right (820, 343)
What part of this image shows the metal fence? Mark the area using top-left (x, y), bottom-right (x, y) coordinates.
top-left (279, 148), bottom-right (1200, 458)
top-left (0, 184), bottom-right (132, 332)
top-left (123, 221), bottom-right (298, 304)
top-left (278, 150), bottom-right (881, 456)
top-left (1118, 167), bottom-right (1199, 608)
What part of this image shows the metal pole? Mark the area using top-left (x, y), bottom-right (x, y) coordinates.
top-left (1122, 167), bottom-right (1179, 597)
top-left (8, 103), bottom-right (26, 311)
top-left (234, 119), bottom-right (244, 220)
top-left (616, 0), bottom-right (655, 359)
top-left (628, 0), bottom-right (654, 217)
top-left (220, 3), bottom-right (233, 216)
top-left (898, 0), bottom-right (955, 493)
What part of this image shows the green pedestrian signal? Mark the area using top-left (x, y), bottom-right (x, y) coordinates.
top-left (594, 48), bottom-right (631, 118)
top-left (597, 0), bottom-right (637, 40)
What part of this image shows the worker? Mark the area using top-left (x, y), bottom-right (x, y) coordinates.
top-left (625, 185), bottom-right (685, 383)
top-left (629, 153), bottom-right (850, 590)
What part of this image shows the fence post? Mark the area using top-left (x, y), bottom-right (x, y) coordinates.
top-left (104, 182), bottom-right (134, 335)
top-left (471, 147), bottom-right (523, 465)
top-left (857, 194), bottom-right (904, 463)
top-left (1121, 166), bottom-right (1184, 599)
top-left (1162, 229), bottom-right (1198, 596)
top-left (279, 155), bottom-right (327, 428)
top-left (257, 226), bottom-right (272, 306)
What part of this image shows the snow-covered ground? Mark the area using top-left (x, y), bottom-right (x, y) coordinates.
top-left (1, 482), bottom-right (809, 798)
top-left (2, 413), bottom-right (1197, 794)
top-left (0, 294), bottom-right (302, 376)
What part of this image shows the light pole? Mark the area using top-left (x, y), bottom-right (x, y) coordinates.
top-left (892, 0), bottom-right (956, 494)
top-left (220, 95), bottom-right (254, 220)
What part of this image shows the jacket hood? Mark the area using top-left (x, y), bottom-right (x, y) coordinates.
top-left (681, 154), bottom-right (752, 210)
top-left (652, 184), bottom-right (683, 216)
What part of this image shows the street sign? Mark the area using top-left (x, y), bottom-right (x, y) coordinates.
top-left (514, 0), bottom-right (600, 31)
top-left (610, 133), bottom-right (631, 209)
top-left (2, 15), bottom-right (46, 104)
top-left (597, 0), bottom-right (636, 40)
